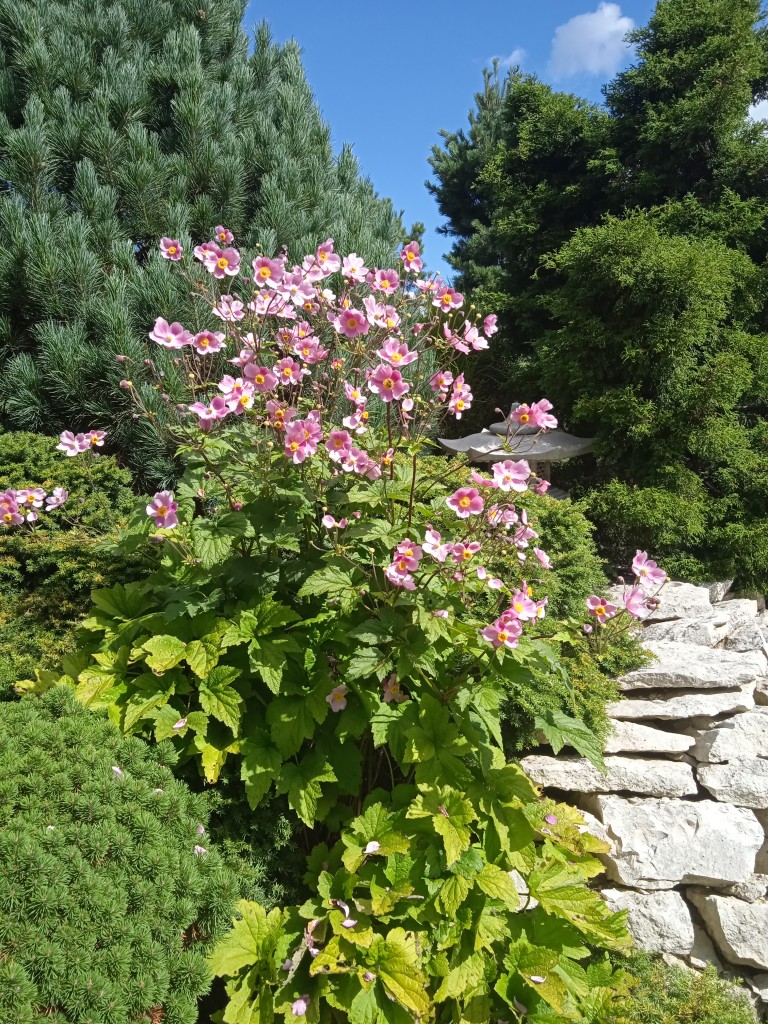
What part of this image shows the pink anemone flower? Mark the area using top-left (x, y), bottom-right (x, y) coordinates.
top-left (147, 490), bottom-right (179, 529)
top-left (160, 237), bottom-right (183, 261)
top-left (586, 595), bottom-right (617, 624)
top-left (368, 364), bottom-right (410, 403)
top-left (446, 487), bottom-right (484, 519)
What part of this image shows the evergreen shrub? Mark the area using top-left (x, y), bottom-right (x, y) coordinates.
top-left (0, 687), bottom-right (237, 1024)
top-left (35, 230), bottom-right (670, 1022)
top-left (0, 430), bottom-right (145, 696)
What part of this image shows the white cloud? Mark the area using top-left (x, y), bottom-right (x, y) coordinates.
top-left (497, 47), bottom-right (526, 69)
top-left (748, 98), bottom-right (768, 121)
top-left (548, 3), bottom-right (634, 80)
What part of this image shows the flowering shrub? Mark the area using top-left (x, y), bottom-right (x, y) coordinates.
top-left (39, 231), bottom-right (669, 1021)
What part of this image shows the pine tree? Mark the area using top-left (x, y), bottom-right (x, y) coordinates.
top-left (0, 1), bottom-right (403, 484)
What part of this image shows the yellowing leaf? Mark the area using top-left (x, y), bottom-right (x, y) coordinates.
top-left (475, 864), bottom-right (520, 907)
top-left (439, 875), bottom-right (471, 916)
top-left (142, 635), bottom-right (187, 672)
top-left (209, 902), bottom-right (284, 978)
top-left (369, 929), bottom-right (430, 1016)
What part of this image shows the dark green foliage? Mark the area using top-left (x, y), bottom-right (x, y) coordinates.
top-left (0, 687), bottom-right (237, 1024)
top-left (0, 0), bottom-right (403, 484)
top-left (615, 954), bottom-right (758, 1024)
top-left (0, 431), bottom-right (145, 696)
top-left (429, 0), bottom-right (768, 586)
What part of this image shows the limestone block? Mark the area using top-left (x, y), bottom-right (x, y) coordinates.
top-left (602, 888), bottom-right (694, 954)
top-left (642, 614), bottom-right (728, 647)
top-left (691, 710), bottom-right (768, 763)
top-left (687, 892), bottom-right (768, 970)
top-left (605, 720), bottom-right (694, 755)
top-left (584, 796), bottom-right (764, 889)
top-left (722, 874), bottom-right (768, 903)
top-left (757, 680), bottom-right (768, 707)
top-left (644, 582), bottom-right (714, 622)
top-left (724, 620), bottom-right (768, 654)
top-left (618, 642), bottom-right (766, 692)
top-left (608, 685), bottom-right (755, 721)
top-left (698, 759), bottom-right (768, 809)
top-left (720, 597), bottom-right (761, 624)
top-left (700, 580), bottom-right (734, 604)
top-left (521, 755), bottom-right (697, 798)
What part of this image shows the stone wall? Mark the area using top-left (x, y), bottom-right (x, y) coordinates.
top-left (521, 581), bottom-right (768, 1014)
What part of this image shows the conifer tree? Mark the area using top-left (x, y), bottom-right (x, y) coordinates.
top-left (0, 1), bottom-right (403, 483)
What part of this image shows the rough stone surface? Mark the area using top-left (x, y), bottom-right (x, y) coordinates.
top-left (724, 620), bottom-right (768, 654)
top-left (642, 614), bottom-right (729, 647)
top-left (749, 974), bottom-right (768, 1001)
top-left (645, 582), bottom-right (714, 622)
top-left (720, 598), bottom-right (762, 627)
top-left (722, 874), bottom-right (768, 903)
top-left (757, 680), bottom-right (768, 707)
top-left (687, 892), bottom-right (768, 970)
top-left (698, 759), bottom-right (768, 809)
top-left (602, 888), bottom-right (694, 954)
top-left (688, 925), bottom-right (723, 971)
top-left (700, 581), bottom-right (734, 604)
top-left (521, 755), bottom-right (697, 798)
top-left (618, 641), bottom-right (766, 692)
top-left (605, 720), bottom-right (695, 755)
top-left (608, 685), bottom-right (755, 721)
top-left (690, 710), bottom-right (768, 763)
top-left (584, 796), bottom-right (764, 889)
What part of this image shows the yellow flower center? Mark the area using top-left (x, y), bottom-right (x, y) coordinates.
top-left (346, 317), bottom-right (358, 329)
top-left (90, 436), bottom-right (99, 445)
top-left (3, 513), bottom-right (12, 522)
top-left (595, 605), bottom-right (606, 616)
top-left (290, 442), bottom-right (299, 451)
top-left (219, 233), bottom-right (227, 241)
top-left (319, 251), bottom-right (327, 262)
top-left (168, 245), bottom-right (177, 255)
top-left (333, 438), bottom-right (344, 448)
top-left (498, 631), bottom-right (509, 642)
top-left (391, 352), bottom-right (402, 362)
top-left (303, 429), bottom-right (310, 440)
top-left (199, 337), bottom-right (209, 347)
top-left (456, 400), bottom-right (465, 410)
top-left (514, 602), bottom-right (523, 613)
top-left (217, 257), bottom-right (228, 269)
top-left (442, 294), bottom-right (451, 305)
top-left (458, 497), bottom-right (470, 508)
top-left (382, 378), bottom-right (393, 390)
top-left (406, 252), bottom-right (415, 262)
top-left (239, 395), bottom-right (249, 406)
top-left (255, 374), bottom-right (265, 385)
top-left (157, 505), bottom-right (168, 516)
top-left (282, 367), bottom-right (292, 377)
top-left (259, 266), bottom-right (271, 278)
top-left (380, 279), bottom-right (391, 289)
top-left (462, 550), bottom-right (472, 561)
top-left (360, 412), bottom-right (369, 422)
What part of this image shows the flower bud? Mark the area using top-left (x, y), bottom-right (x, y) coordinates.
top-left (115, 354), bottom-right (128, 363)
top-left (232, 501), bottom-right (243, 511)
top-left (119, 379), bottom-right (132, 389)
top-left (144, 358), bottom-right (152, 366)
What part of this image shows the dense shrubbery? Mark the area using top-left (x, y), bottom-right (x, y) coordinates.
top-left (25, 227), bottom-right (674, 1023)
top-left (615, 954), bottom-right (759, 1024)
top-left (0, 430), bottom-right (145, 696)
top-left (429, 0), bottom-right (768, 588)
top-left (0, 687), bottom-right (237, 1024)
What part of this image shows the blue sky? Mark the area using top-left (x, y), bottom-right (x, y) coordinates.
top-left (245, 2), bottom-right (657, 277)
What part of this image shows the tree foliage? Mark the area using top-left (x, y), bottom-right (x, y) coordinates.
top-left (0, 0), bottom-right (404, 484)
top-left (0, 687), bottom-right (238, 1024)
top-left (429, 0), bottom-right (768, 585)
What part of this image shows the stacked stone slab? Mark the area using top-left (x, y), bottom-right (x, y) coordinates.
top-left (521, 581), bottom-right (768, 1014)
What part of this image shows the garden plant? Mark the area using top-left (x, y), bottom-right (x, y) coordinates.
top-left (3, 229), bottom-right (670, 1022)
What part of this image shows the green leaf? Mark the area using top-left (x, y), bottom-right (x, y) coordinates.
top-left (142, 635), bottom-right (187, 673)
top-left (298, 564), bottom-right (362, 614)
top-left (209, 902), bottom-right (284, 978)
top-left (475, 863), bottom-right (520, 907)
top-left (408, 786), bottom-right (476, 866)
top-left (278, 753), bottom-right (336, 826)
top-left (152, 704), bottom-right (208, 741)
top-left (528, 862), bottom-right (631, 948)
top-left (185, 637), bottom-right (221, 678)
top-left (199, 665), bottom-right (242, 732)
top-left (439, 874), bottom-right (471, 916)
top-left (192, 513), bottom-right (252, 568)
top-left (266, 696), bottom-right (317, 758)
top-left (535, 709), bottom-right (606, 771)
top-left (346, 647), bottom-right (392, 683)
top-left (342, 803), bottom-right (410, 872)
top-left (90, 582), bottom-right (149, 620)
top-left (434, 951), bottom-right (486, 1002)
top-left (369, 929), bottom-right (430, 1016)
top-left (240, 735), bottom-right (282, 809)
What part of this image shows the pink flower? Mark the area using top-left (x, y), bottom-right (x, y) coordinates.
top-left (160, 237), bottom-right (183, 261)
top-left (632, 550), bottom-right (667, 590)
top-left (376, 338), bottom-right (418, 367)
top-left (292, 997), bottom-right (310, 1018)
top-left (382, 675), bottom-right (408, 703)
top-left (372, 268), bottom-right (399, 294)
top-left (446, 487), bottom-right (483, 519)
top-left (368, 364), bottom-right (410, 403)
top-left (333, 308), bottom-right (369, 339)
top-left (194, 845), bottom-right (208, 856)
top-left (244, 365), bottom-right (277, 392)
top-left (532, 477), bottom-right (551, 495)
top-left (84, 430), bottom-right (107, 450)
top-left (448, 378), bottom-right (473, 418)
top-left (284, 418), bottom-right (322, 463)
top-left (191, 330), bottom-right (226, 355)
top-left (533, 547), bottom-right (552, 569)
top-left (510, 404), bottom-right (534, 427)
top-left (342, 253), bottom-right (369, 282)
top-left (266, 400), bottom-right (296, 431)
top-left (314, 238), bottom-right (341, 275)
top-left (212, 295), bottom-right (245, 322)
top-left (530, 398), bottom-right (558, 430)
top-left (624, 586), bottom-right (652, 619)
top-left (586, 595), bottom-right (617, 624)
top-left (193, 241), bottom-right (219, 263)
top-left (252, 255), bottom-right (284, 287)
top-left (215, 225), bottom-right (234, 245)
top-left (343, 402), bottom-right (369, 434)
top-left (45, 487), bottom-right (68, 511)
top-left (423, 528), bottom-right (453, 562)
top-left (482, 617), bottom-right (523, 650)
top-left (493, 459), bottom-right (530, 493)
top-left (0, 492), bottom-right (23, 527)
top-left (322, 514), bottom-right (348, 530)
top-left (400, 241), bottom-right (423, 273)
top-left (430, 369), bottom-right (453, 395)
top-left (384, 563), bottom-right (416, 589)
top-left (451, 542), bottom-right (481, 564)
top-left (325, 429), bottom-right (353, 462)
top-left (56, 431), bottom-right (85, 456)
top-left (149, 317), bottom-right (192, 349)
top-left (15, 487), bottom-right (46, 510)
top-left (293, 337), bottom-right (328, 365)
top-left (395, 539), bottom-right (423, 563)
top-left (344, 381), bottom-right (365, 404)
top-left (506, 590), bottom-right (538, 621)
top-left (462, 320), bottom-right (488, 351)
top-left (274, 357), bottom-right (305, 385)
top-left (483, 314), bottom-right (498, 337)
top-left (433, 286), bottom-right (463, 311)
top-left (204, 246), bottom-right (241, 279)
top-left (221, 378), bottom-right (255, 414)
top-left (189, 396), bottom-right (229, 430)
top-left (326, 685), bottom-right (347, 712)
top-left (147, 490), bottom-right (179, 529)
